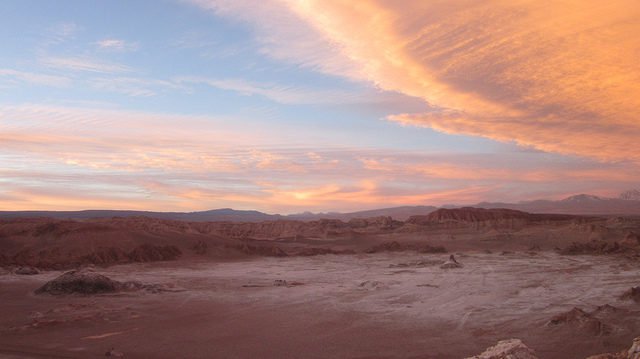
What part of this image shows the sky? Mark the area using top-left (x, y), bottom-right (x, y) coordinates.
top-left (1, 0), bottom-right (639, 213)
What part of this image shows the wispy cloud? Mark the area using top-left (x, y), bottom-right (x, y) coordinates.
top-left (91, 77), bottom-right (183, 97)
top-left (193, 0), bottom-right (640, 163)
top-left (42, 22), bottom-right (79, 46)
top-left (176, 76), bottom-right (371, 105)
top-left (0, 69), bottom-right (71, 87)
top-left (41, 56), bottom-right (131, 73)
top-left (95, 38), bottom-right (138, 51)
top-left (1, 104), bottom-right (638, 212)
top-left (187, 0), bottom-right (361, 79)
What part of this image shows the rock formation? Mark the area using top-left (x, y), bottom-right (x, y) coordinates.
top-left (35, 269), bottom-right (120, 295)
top-left (34, 268), bottom-right (176, 295)
top-left (465, 338), bottom-right (538, 359)
top-left (586, 336), bottom-right (640, 359)
top-left (560, 240), bottom-right (628, 255)
top-left (547, 307), bottom-right (611, 336)
top-left (620, 287), bottom-right (640, 302)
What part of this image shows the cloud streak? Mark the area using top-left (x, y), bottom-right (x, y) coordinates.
top-left (1, 104), bottom-right (638, 212)
top-left (95, 38), bottom-right (138, 51)
top-left (0, 69), bottom-right (71, 87)
top-left (176, 76), bottom-right (379, 105)
top-left (196, 0), bottom-right (640, 162)
top-left (41, 56), bottom-right (132, 73)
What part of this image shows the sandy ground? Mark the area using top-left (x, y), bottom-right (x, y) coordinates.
top-left (1, 252), bottom-right (639, 358)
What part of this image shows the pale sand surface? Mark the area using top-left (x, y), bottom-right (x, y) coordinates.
top-left (1, 253), bottom-right (639, 358)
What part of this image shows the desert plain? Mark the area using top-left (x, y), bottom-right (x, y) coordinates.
top-left (1, 207), bottom-right (640, 358)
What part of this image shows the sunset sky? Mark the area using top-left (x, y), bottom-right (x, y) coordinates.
top-left (1, 0), bottom-right (639, 213)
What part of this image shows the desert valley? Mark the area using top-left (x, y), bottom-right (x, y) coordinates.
top-left (3, 0), bottom-right (640, 358)
top-left (2, 203), bottom-right (640, 358)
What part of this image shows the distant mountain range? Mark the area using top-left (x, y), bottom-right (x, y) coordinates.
top-left (476, 192), bottom-right (640, 216)
top-left (1, 190), bottom-right (639, 222)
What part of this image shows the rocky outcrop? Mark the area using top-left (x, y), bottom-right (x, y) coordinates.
top-left (347, 216), bottom-right (402, 230)
top-left (547, 307), bottom-right (611, 336)
top-left (0, 216), bottom-right (394, 249)
top-left (407, 207), bottom-right (575, 229)
top-left (34, 269), bottom-right (178, 295)
top-left (586, 336), bottom-right (640, 359)
top-left (560, 240), bottom-right (634, 255)
top-left (465, 339), bottom-right (538, 359)
top-left (425, 208), bottom-right (533, 223)
top-left (6, 244), bottom-right (181, 269)
top-left (629, 337), bottom-right (640, 359)
top-left (35, 269), bottom-right (120, 295)
top-left (190, 219), bottom-right (355, 240)
top-left (620, 287), bottom-right (640, 302)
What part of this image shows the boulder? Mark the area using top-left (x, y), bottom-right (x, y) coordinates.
top-left (35, 269), bottom-right (120, 295)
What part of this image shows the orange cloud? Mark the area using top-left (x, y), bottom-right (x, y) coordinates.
top-left (2, 104), bottom-right (640, 212)
top-left (276, 0), bottom-right (640, 162)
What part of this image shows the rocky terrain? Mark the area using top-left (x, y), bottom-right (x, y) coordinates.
top-left (2, 207), bottom-right (639, 271)
top-left (2, 207), bottom-right (640, 358)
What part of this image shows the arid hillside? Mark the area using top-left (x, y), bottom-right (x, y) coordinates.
top-left (2, 208), bottom-right (639, 270)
